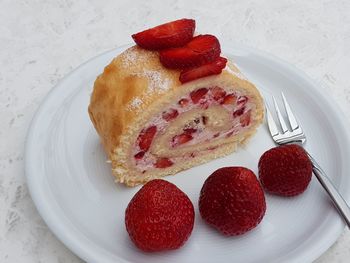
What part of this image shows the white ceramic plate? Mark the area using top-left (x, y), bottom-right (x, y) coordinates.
top-left (25, 44), bottom-right (350, 263)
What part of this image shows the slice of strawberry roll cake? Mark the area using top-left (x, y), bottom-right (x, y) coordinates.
top-left (88, 19), bottom-right (264, 186)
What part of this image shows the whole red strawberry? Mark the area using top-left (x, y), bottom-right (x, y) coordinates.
top-left (258, 144), bottom-right (312, 196)
top-left (199, 167), bottom-right (266, 236)
top-left (125, 179), bottom-right (194, 252)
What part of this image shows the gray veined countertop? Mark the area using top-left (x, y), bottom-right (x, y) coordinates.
top-left (1, 0), bottom-right (350, 262)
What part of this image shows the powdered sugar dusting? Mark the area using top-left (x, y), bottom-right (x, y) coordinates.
top-left (122, 47), bottom-right (173, 110)
top-left (120, 48), bottom-right (138, 67)
top-left (137, 70), bottom-right (171, 92)
top-left (120, 47), bottom-right (159, 68)
top-left (129, 97), bottom-right (143, 109)
top-left (126, 71), bottom-right (172, 110)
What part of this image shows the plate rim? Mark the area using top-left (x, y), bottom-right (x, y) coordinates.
top-left (25, 43), bottom-right (350, 263)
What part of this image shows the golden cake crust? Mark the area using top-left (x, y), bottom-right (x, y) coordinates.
top-left (88, 46), bottom-right (264, 186)
top-left (88, 46), bottom-right (179, 155)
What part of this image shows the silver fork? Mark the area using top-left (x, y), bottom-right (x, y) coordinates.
top-left (266, 92), bottom-right (350, 227)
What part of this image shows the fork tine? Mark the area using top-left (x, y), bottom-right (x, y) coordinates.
top-left (272, 95), bottom-right (289, 133)
top-left (281, 92), bottom-right (300, 131)
top-left (265, 103), bottom-right (280, 136)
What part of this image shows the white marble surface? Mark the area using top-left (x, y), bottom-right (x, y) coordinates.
top-left (1, 0), bottom-right (350, 262)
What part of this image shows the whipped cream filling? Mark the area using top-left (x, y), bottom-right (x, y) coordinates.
top-left (132, 86), bottom-right (254, 171)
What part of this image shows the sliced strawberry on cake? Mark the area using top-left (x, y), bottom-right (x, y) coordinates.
top-left (179, 57), bottom-right (227, 83)
top-left (159, 34), bottom-right (221, 69)
top-left (132, 18), bottom-right (195, 50)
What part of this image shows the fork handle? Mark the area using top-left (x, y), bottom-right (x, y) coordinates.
top-left (307, 153), bottom-right (350, 228)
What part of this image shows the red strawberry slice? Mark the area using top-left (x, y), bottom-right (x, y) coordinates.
top-left (132, 19), bottom-right (195, 50)
top-left (154, 158), bottom-right (174, 168)
top-left (172, 133), bottom-right (193, 147)
top-left (125, 179), bottom-right (194, 252)
top-left (138, 126), bottom-right (157, 151)
top-left (199, 167), bottom-right (266, 236)
top-left (226, 131), bottom-right (234, 138)
top-left (233, 107), bottom-right (245, 117)
top-left (134, 151), bottom-right (145, 160)
top-left (159, 35), bottom-right (221, 69)
top-left (178, 98), bottom-right (189, 107)
top-left (179, 57), bottom-right (227, 83)
top-left (211, 86), bottom-right (226, 101)
top-left (258, 144), bottom-right (312, 196)
top-left (162, 108), bottom-right (179, 121)
top-left (183, 128), bottom-right (197, 134)
top-left (190, 88), bottom-right (208, 103)
top-left (221, 94), bottom-right (237, 105)
top-left (240, 110), bottom-right (251, 127)
top-left (237, 96), bottom-right (248, 105)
